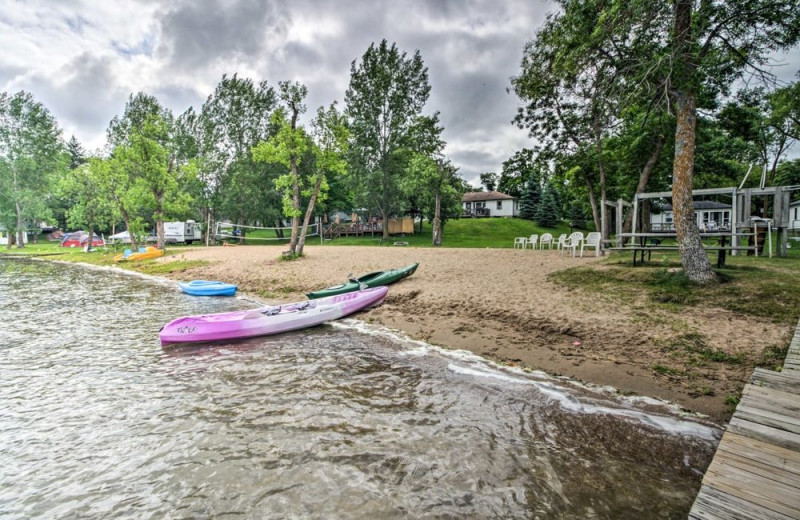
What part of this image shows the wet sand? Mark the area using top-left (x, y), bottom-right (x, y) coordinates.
top-left (159, 244), bottom-right (791, 423)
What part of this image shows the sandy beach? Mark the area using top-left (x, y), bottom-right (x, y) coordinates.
top-left (159, 244), bottom-right (792, 422)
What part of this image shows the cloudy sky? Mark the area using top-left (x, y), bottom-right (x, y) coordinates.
top-left (1, 0), bottom-right (798, 186)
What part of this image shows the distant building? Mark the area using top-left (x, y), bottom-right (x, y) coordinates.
top-left (790, 199), bottom-right (800, 231)
top-left (462, 191), bottom-right (518, 218)
top-left (650, 201), bottom-right (732, 231)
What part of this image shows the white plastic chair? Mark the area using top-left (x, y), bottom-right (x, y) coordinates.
top-left (561, 232), bottom-right (584, 257)
top-left (527, 234), bottom-right (538, 249)
top-left (581, 232), bottom-right (602, 257)
top-left (513, 237), bottom-right (527, 249)
top-left (555, 234), bottom-right (568, 250)
top-left (539, 233), bottom-right (554, 249)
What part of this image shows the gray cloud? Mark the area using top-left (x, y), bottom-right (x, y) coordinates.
top-left (156, 0), bottom-right (289, 71)
top-left (2, 0), bottom-right (797, 182)
top-left (18, 54), bottom-right (128, 149)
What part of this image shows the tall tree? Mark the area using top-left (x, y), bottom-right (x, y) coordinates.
top-left (518, 175), bottom-right (541, 220)
top-left (536, 183), bottom-right (560, 228)
top-left (0, 91), bottom-right (64, 248)
top-left (192, 74), bottom-right (279, 241)
top-left (498, 149), bottom-right (537, 198)
top-left (479, 172), bottom-right (498, 192)
top-left (402, 113), bottom-right (459, 246)
top-left (253, 81), bottom-right (309, 255)
top-left (664, 0), bottom-right (800, 282)
top-left (57, 157), bottom-right (116, 251)
top-left (297, 102), bottom-right (349, 254)
top-left (67, 135), bottom-right (86, 170)
top-left (345, 39), bottom-right (431, 239)
top-left (107, 92), bottom-right (194, 249)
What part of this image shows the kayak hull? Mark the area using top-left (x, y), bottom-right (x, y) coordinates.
top-left (179, 280), bottom-right (238, 296)
top-left (159, 286), bottom-right (388, 345)
top-left (115, 247), bottom-right (164, 262)
top-left (306, 262), bottom-right (419, 299)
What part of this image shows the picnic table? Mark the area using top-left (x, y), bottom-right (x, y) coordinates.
top-left (611, 232), bottom-right (755, 267)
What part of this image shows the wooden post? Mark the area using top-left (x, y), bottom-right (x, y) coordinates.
top-left (616, 199), bottom-right (624, 247)
top-left (631, 194), bottom-right (639, 236)
top-left (731, 188), bottom-right (738, 256)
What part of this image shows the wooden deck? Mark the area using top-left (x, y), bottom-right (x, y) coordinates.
top-left (689, 320), bottom-right (800, 519)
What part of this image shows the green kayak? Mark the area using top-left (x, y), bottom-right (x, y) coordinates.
top-left (306, 262), bottom-right (419, 299)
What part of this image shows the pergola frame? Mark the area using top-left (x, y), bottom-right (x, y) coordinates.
top-left (610, 186), bottom-right (799, 257)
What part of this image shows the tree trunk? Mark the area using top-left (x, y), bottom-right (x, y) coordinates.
top-left (672, 0), bottom-right (715, 284)
top-left (288, 157), bottom-right (301, 255)
top-left (115, 194), bottom-right (138, 250)
top-left (432, 190), bottom-right (442, 246)
top-left (297, 174), bottom-right (324, 256)
top-left (155, 191), bottom-right (165, 250)
top-left (86, 224), bottom-right (94, 253)
top-left (594, 123), bottom-right (609, 240)
top-left (583, 173), bottom-right (600, 232)
top-left (622, 135), bottom-right (665, 243)
top-left (673, 91), bottom-right (714, 283)
top-left (381, 208), bottom-right (389, 240)
top-left (15, 200), bottom-right (25, 249)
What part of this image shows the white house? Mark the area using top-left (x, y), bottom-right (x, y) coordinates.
top-left (0, 228), bottom-right (28, 245)
top-left (462, 191), bottom-right (519, 218)
top-left (650, 201), bottom-right (732, 231)
top-left (790, 199), bottom-right (800, 231)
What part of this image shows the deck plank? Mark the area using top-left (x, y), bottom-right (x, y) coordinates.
top-left (689, 318), bottom-right (800, 519)
top-left (690, 485), bottom-right (794, 520)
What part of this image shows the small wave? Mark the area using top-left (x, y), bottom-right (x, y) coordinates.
top-left (333, 319), bottom-right (721, 441)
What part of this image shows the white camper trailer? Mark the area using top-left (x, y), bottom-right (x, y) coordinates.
top-left (164, 221), bottom-right (202, 244)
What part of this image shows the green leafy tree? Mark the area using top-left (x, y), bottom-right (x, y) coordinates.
top-left (479, 172), bottom-right (498, 192)
top-left (253, 81), bottom-right (309, 255)
top-left (191, 74), bottom-right (279, 241)
top-left (107, 92), bottom-right (195, 249)
top-left (402, 114), bottom-right (460, 246)
top-left (345, 39), bottom-right (431, 239)
top-left (57, 157), bottom-right (116, 251)
top-left (298, 102), bottom-right (349, 254)
top-left (498, 149), bottom-right (535, 198)
top-left (0, 91), bottom-right (64, 248)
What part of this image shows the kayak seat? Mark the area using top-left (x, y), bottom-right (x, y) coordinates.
top-left (123, 248), bottom-right (133, 258)
top-left (138, 247), bottom-right (147, 253)
top-left (262, 306), bottom-right (281, 316)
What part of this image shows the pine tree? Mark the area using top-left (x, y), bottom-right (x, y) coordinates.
top-left (518, 176), bottom-right (541, 220)
top-left (67, 135), bottom-right (86, 170)
top-left (536, 186), bottom-right (559, 227)
top-left (568, 203), bottom-right (586, 229)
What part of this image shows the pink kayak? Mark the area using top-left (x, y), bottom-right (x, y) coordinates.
top-left (159, 286), bottom-right (388, 346)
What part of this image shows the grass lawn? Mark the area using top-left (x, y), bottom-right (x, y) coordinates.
top-left (313, 218), bottom-right (584, 248)
top-left (0, 240), bottom-right (208, 274)
top-left (554, 244), bottom-right (800, 327)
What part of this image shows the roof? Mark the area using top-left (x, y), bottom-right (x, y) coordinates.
top-left (663, 201), bottom-right (731, 210)
top-left (462, 191), bottom-right (516, 202)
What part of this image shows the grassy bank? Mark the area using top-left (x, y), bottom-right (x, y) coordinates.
top-left (226, 218), bottom-right (584, 248)
top-left (0, 241), bottom-right (208, 275)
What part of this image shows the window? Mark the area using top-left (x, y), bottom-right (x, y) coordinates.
top-left (497, 201), bottom-right (503, 210)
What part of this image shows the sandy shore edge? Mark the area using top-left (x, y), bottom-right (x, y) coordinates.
top-left (150, 244), bottom-right (791, 423)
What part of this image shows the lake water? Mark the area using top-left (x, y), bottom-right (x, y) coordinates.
top-left (0, 258), bottom-right (720, 519)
